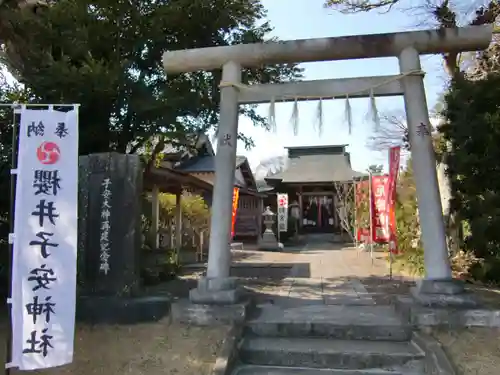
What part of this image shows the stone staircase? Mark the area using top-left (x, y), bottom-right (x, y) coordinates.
top-left (230, 305), bottom-right (426, 375)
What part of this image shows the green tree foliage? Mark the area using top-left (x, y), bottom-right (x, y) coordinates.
top-left (0, 78), bottom-right (31, 289)
top-left (0, 0), bottom-right (303, 286)
top-left (393, 161), bottom-right (424, 276)
top-left (0, 0), bottom-right (302, 156)
top-left (440, 74), bottom-right (500, 282)
top-left (355, 180), bottom-right (370, 235)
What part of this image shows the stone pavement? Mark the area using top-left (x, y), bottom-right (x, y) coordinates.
top-left (237, 243), bottom-right (402, 307)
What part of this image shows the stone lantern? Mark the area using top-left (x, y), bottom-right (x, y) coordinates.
top-left (258, 206), bottom-right (279, 251)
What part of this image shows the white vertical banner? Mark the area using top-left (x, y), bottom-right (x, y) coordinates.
top-left (277, 194), bottom-right (288, 233)
top-left (10, 107), bottom-right (79, 370)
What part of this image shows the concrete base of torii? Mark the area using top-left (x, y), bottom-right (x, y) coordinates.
top-left (170, 277), bottom-right (249, 326)
top-left (161, 25), bottom-right (492, 323)
top-left (189, 276), bottom-right (243, 304)
top-left (168, 279), bottom-right (249, 326)
top-left (410, 279), bottom-right (477, 308)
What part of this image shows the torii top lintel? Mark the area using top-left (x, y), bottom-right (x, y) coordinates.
top-left (162, 25), bottom-right (492, 74)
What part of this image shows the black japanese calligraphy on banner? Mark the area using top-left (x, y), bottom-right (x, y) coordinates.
top-left (27, 121), bottom-right (45, 137)
top-left (10, 106), bottom-right (79, 370)
top-left (277, 194), bottom-right (288, 233)
top-left (33, 170), bottom-right (61, 196)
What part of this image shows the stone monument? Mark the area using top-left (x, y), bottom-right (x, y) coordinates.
top-left (77, 152), bottom-right (169, 323)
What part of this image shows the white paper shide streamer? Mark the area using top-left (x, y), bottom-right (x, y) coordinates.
top-left (266, 78), bottom-right (390, 137)
top-left (10, 107), bottom-right (79, 370)
top-left (290, 99), bottom-right (299, 136)
top-left (315, 98), bottom-right (324, 136)
top-left (268, 96), bottom-right (277, 133)
top-left (367, 89), bottom-right (381, 131)
top-left (344, 95), bottom-right (353, 135)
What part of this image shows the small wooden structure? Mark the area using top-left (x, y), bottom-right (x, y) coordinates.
top-left (265, 145), bottom-right (364, 236)
top-left (144, 133), bottom-right (265, 262)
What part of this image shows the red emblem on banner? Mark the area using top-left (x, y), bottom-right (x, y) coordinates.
top-left (37, 141), bottom-right (61, 165)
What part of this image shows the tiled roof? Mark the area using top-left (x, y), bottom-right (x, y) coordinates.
top-left (176, 155), bottom-right (247, 173)
top-left (265, 153), bottom-right (364, 183)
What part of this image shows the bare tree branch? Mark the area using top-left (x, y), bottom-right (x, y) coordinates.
top-left (323, 0), bottom-right (499, 79)
top-left (366, 111), bottom-right (409, 152)
top-left (324, 0), bottom-right (402, 14)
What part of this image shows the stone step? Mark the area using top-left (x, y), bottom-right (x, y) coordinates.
top-left (239, 337), bottom-right (424, 370)
top-left (246, 305), bottom-right (411, 341)
top-left (233, 365), bottom-right (407, 375)
top-left (232, 365), bottom-right (405, 375)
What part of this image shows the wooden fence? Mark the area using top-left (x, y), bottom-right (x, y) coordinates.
top-left (158, 215), bottom-right (210, 263)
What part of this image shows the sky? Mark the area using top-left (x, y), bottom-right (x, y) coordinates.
top-left (235, 0), bottom-right (449, 173)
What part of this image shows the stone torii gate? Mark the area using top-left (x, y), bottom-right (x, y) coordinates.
top-left (163, 25), bottom-right (492, 311)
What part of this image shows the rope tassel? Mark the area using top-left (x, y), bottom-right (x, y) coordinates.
top-left (344, 95), bottom-right (353, 135)
top-left (268, 97), bottom-right (277, 132)
top-left (290, 99), bottom-right (299, 136)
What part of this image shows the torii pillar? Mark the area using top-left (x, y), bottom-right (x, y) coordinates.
top-left (163, 25), bottom-right (492, 309)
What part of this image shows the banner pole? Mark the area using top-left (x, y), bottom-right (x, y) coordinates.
top-left (368, 172), bottom-right (374, 266)
top-left (353, 180), bottom-right (358, 252)
top-left (389, 248), bottom-right (393, 280)
top-left (5, 105), bottom-right (19, 375)
top-left (388, 151), bottom-right (393, 280)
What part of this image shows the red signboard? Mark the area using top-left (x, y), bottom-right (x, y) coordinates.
top-left (371, 175), bottom-right (390, 243)
top-left (356, 148), bottom-right (400, 246)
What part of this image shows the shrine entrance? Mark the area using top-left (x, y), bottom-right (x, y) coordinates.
top-left (302, 194), bottom-right (335, 233)
top-left (162, 24), bottom-right (493, 305)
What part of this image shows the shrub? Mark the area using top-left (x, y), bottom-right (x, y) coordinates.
top-left (141, 191), bottom-right (210, 284)
top-left (392, 162), bottom-right (425, 276)
top-left (451, 250), bottom-right (482, 281)
top-left (469, 257), bottom-right (500, 284)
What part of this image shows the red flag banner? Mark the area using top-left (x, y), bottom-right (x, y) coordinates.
top-left (371, 175), bottom-right (390, 243)
top-left (387, 147), bottom-right (401, 253)
top-left (231, 187), bottom-right (240, 239)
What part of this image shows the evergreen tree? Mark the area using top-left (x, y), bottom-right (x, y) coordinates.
top-left (0, 0), bottom-right (302, 155)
